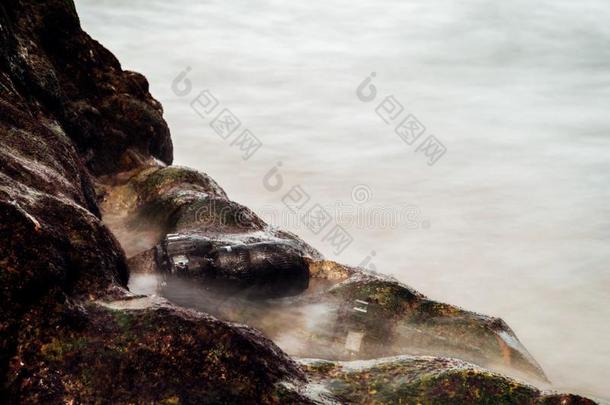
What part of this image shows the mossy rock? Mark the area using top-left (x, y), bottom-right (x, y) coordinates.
top-left (302, 274), bottom-right (548, 381)
top-left (131, 165), bottom-right (227, 205)
top-left (126, 166), bottom-right (265, 236)
top-left (329, 275), bottom-right (423, 317)
top-left (301, 356), bottom-right (595, 405)
top-left (7, 298), bottom-right (306, 404)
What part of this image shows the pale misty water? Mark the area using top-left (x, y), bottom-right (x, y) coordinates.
top-left (77, 0), bottom-right (610, 399)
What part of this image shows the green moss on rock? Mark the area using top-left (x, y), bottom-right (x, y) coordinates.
top-left (131, 165), bottom-right (227, 205)
top-left (301, 357), bottom-right (595, 405)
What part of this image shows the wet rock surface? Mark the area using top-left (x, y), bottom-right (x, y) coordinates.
top-left (0, 0), bottom-right (172, 176)
top-left (158, 236), bottom-right (310, 298)
top-left (298, 356), bottom-right (595, 404)
top-left (0, 0), bottom-right (600, 403)
top-left (103, 162), bottom-right (320, 298)
top-left (142, 261), bottom-right (547, 384)
top-left (6, 293), bottom-right (304, 404)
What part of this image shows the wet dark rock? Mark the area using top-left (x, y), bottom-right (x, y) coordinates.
top-left (157, 235), bottom-right (310, 298)
top-left (0, 85), bottom-right (129, 395)
top-left (0, 0), bottom-right (172, 176)
top-left (6, 293), bottom-right (306, 404)
top-left (103, 163), bottom-right (320, 296)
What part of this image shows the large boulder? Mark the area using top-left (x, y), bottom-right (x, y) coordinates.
top-left (103, 164), bottom-right (319, 298)
top-left (320, 271), bottom-right (547, 381)
top-left (156, 259), bottom-right (548, 383)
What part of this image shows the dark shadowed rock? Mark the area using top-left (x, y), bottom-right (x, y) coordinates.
top-left (6, 292), bottom-right (306, 404)
top-left (0, 0), bottom-right (172, 176)
top-left (101, 163), bottom-right (320, 297)
top-left (159, 236), bottom-right (310, 298)
top-left (0, 54), bottom-right (129, 392)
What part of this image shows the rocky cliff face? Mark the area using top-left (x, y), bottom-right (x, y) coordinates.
top-left (0, 1), bottom-right (300, 403)
top-left (0, 0), bottom-right (172, 176)
top-left (0, 1), bottom-right (597, 404)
